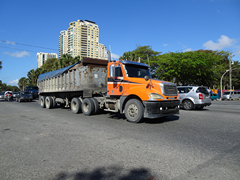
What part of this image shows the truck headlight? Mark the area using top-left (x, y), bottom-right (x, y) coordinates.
top-left (149, 93), bottom-right (164, 100)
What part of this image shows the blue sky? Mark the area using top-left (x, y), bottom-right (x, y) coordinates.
top-left (0, 0), bottom-right (239, 86)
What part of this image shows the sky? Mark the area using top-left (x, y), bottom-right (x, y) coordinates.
top-left (0, 0), bottom-right (240, 86)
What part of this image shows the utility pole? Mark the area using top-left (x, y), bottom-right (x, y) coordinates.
top-left (229, 53), bottom-right (232, 92)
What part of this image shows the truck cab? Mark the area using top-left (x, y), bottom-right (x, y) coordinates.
top-left (106, 60), bottom-right (180, 122)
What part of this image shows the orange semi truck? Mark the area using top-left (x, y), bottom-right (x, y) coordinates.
top-left (38, 57), bottom-right (180, 123)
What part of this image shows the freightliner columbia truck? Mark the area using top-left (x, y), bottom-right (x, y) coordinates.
top-left (38, 57), bottom-right (180, 123)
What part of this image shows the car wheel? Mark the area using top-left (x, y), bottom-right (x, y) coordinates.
top-left (124, 99), bottom-right (144, 123)
top-left (45, 96), bottom-right (53, 109)
top-left (82, 98), bottom-right (94, 116)
top-left (183, 100), bottom-right (193, 110)
top-left (71, 98), bottom-right (82, 114)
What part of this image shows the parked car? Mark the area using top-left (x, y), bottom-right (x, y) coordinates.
top-left (222, 90), bottom-right (240, 100)
top-left (16, 91), bottom-right (33, 102)
top-left (4, 91), bottom-right (13, 101)
top-left (0, 92), bottom-right (4, 100)
top-left (210, 93), bottom-right (219, 101)
top-left (12, 92), bottom-right (18, 98)
top-left (177, 86), bottom-right (211, 110)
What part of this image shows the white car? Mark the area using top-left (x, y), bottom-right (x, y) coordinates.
top-left (177, 86), bottom-right (211, 110)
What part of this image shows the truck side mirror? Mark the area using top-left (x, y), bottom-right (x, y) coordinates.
top-left (144, 75), bottom-right (150, 81)
top-left (110, 65), bottom-right (115, 78)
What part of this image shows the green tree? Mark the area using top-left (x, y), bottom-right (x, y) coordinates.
top-left (40, 58), bottom-right (57, 72)
top-left (120, 45), bottom-right (161, 64)
top-left (18, 77), bottom-right (28, 91)
top-left (0, 60), bottom-right (2, 70)
top-left (151, 50), bottom-right (224, 87)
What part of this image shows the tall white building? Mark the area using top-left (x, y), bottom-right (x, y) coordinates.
top-left (37, 52), bottom-right (58, 68)
top-left (99, 43), bottom-right (107, 60)
top-left (59, 20), bottom-right (107, 59)
top-left (59, 30), bottom-right (68, 58)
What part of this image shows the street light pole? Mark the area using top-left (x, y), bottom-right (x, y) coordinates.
top-left (220, 70), bottom-right (229, 100)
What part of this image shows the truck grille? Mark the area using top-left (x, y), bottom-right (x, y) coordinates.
top-left (160, 82), bottom-right (178, 96)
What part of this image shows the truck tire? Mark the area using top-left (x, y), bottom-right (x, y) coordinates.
top-left (183, 100), bottom-right (193, 110)
top-left (82, 98), bottom-right (94, 116)
top-left (40, 96), bottom-right (45, 108)
top-left (124, 99), bottom-right (144, 123)
top-left (71, 98), bottom-right (82, 114)
top-left (91, 98), bottom-right (99, 114)
top-left (52, 97), bottom-right (56, 108)
top-left (45, 96), bottom-right (53, 109)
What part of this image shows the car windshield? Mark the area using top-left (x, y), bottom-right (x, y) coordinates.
top-left (21, 92), bottom-right (30, 95)
top-left (124, 64), bottom-right (151, 78)
top-left (223, 92), bottom-right (230, 95)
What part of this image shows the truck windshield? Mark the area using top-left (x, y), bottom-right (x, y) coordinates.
top-left (124, 64), bottom-right (151, 78)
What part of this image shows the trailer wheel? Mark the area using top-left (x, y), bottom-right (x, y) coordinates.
top-left (45, 96), bottom-right (53, 109)
top-left (40, 96), bottom-right (46, 108)
top-left (91, 98), bottom-right (99, 114)
top-left (124, 99), bottom-right (144, 123)
top-left (71, 98), bottom-right (82, 114)
top-left (82, 98), bottom-right (94, 116)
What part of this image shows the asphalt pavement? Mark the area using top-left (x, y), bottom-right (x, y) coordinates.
top-left (0, 99), bottom-right (240, 180)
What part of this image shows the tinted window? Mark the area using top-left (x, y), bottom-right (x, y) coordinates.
top-left (177, 87), bottom-right (192, 93)
top-left (115, 66), bottom-right (123, 77)
top-left (196, 87), bottom-right (209, 96)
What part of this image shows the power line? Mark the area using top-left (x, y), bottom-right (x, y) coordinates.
top-left (0, 40), bottom-right (58, 51)
top-left (0, 45), bottom-right (43, 53)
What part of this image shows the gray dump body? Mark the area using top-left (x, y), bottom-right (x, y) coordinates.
top-left (38, 58), bottom-right (108, 95)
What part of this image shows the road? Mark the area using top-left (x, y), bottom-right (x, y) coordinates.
top-left (0, 99), bottom-right (240, 180)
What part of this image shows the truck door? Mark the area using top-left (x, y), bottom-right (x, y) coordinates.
top-left (107, 64), bottom-right (128, 96)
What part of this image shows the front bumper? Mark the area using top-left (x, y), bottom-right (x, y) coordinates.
top-left (143, 100), bottom-right (180, 119)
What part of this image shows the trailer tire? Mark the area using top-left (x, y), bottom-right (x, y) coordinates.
top-left (124, 99), bottom-right (144, 123)
top-left (91, 98), bottom-right (99, 114)
top-left (71, 98), bottom-right (82, 114)
top-left (51, 97), bottom-right (56, 108)
top-left (40, 96), bottom-right (46, 108)
top-left (82, 98), bottom-right (94, 116)
top-left (45, 96), bottom-right (53, 109)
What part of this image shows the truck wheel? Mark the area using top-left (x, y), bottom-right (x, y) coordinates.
top-left (82, 98), bottom-right (94, 116)
top-left (52, 97), bottom-right (56, 108)
top-left (71, 98), bottom-right (82, 114)
top-left (183, 100), bottom-right (193, 110)
top-left (45, 96), bottom-right (53, 109)
top-left (124, 99), bottom-right (144, 123)
top-left (91, 98), bottom-right (99, 114)
top-left (40, 96), bottom-right (45, 108)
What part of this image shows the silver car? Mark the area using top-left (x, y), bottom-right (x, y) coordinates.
top-left (177, 86), bottom-right (211, 110)
top-left (222, 91), bottom-right (240, 100)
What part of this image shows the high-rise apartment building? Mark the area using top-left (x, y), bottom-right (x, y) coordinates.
top-left (99, 43), bottom-right (107, 60)
top-left (59, 30), bottom-right (68, 58)
top-left (58, 20), bottom-right (107, 59)
top-left (37, 52), bottom-right (58, 68)
top-left (67, 20), bottom-right (99, 58)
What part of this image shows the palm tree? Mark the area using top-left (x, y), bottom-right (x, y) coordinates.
top-left (61, 54), bottom-right (73, 67)
top-left (18, 77), bottom-right (28, 91)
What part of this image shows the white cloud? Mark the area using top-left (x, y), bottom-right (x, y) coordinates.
top-left (111, 53), bottom-right (120, 60)
top-left (234, 46), bottom-right (240, 55)
top-left (4, 51), bottom-right (30, 58)
top-left (6, 40), bottom-right (16, 45)
top-left (8, 79), bottom-right (19, 85)
top-left (203, 35), bottom-right (236, 50)
top-left (184, 48), bottom-right (193, 52)
top-left (163, 44), bottom-right (169, 47)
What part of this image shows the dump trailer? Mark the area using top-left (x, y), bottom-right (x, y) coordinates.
top-left (38, 57), bottom-right (180, 123)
